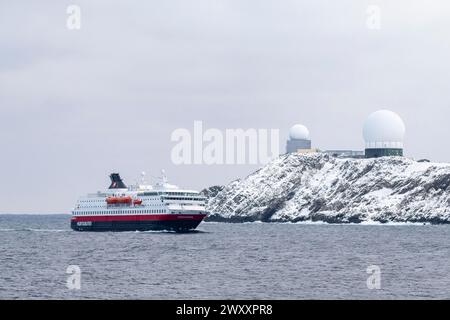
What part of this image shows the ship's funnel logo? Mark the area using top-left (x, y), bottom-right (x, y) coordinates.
top-left (109, 173), bottom-right (127, 189)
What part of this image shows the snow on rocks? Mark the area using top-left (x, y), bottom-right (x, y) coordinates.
top-left (204, 153), bottom-right (450, 223)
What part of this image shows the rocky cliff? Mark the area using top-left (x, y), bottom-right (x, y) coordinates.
top-left (204, 153), bottom-right (450, 223)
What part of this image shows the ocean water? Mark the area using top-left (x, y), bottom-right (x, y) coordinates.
top-left (0, 214), bottom-right (450, 299)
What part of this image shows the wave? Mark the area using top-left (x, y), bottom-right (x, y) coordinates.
top-left (203, 220), bottom-right (432, 226)
top-left (0, 228), bottom-right (70, 232)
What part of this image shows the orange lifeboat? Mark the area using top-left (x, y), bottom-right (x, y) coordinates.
top-left (117, 196), bottom-right (132, 204)
top-left (133, 199), bottom-right (143, 206)
top-left (106, 197), bottom-right (119, 204)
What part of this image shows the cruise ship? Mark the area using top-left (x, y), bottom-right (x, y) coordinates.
top-left (71, 172), bottom-right (208, 232)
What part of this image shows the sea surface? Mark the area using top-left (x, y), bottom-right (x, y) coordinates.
top-left (0, 214), bottom-right (449, 299)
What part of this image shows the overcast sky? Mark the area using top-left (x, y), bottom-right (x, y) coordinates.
top-left (1, 1), bottom-right (450, 213)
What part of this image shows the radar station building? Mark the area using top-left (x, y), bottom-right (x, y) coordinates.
top-left (285, 110), bottom-right (407, 159)
top-left (363, 110), bottom-right (406, 158)
top-left (286, 124), bottom-right (315, 154)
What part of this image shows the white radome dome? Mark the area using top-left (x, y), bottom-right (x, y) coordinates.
top-left (289, 124), bottom-right (310, 140)
top-left (363, 110), bottom-right (406, 147)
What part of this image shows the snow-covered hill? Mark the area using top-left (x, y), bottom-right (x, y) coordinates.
top-left (204, 153), bottom-right (450, 223)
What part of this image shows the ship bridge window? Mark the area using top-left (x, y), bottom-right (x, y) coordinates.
top-left (140, 192), bottom-right (158, 196)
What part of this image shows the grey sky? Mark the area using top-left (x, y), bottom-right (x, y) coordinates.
top-left (1, 1), bottom-right (450, 213)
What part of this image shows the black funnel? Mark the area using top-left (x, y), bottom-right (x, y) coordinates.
top-left (109, 173), bottom-right (127, 189)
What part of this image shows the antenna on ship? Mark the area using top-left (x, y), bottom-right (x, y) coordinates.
top-left (141, 171), bottom-right (147, 185)
top-left (161, 169), bottom-right (168, 184)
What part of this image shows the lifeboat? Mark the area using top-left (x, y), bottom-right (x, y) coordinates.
top-left (106, 197), bottom-right (119, 204)
top-left (117, 196), bottom-right (132, 204)
top-left (133, 199), bottom-right (143, 206)
top-left (106, 196), bottom-right (132, 205)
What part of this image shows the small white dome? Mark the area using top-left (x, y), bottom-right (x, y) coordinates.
top-left (289, 124), bottom-right (310, 140)
top-left (363, 110), bottom-right (406, 146)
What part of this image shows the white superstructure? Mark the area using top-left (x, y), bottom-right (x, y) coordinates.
top-left (72, 172), bottom-right (207, 218)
